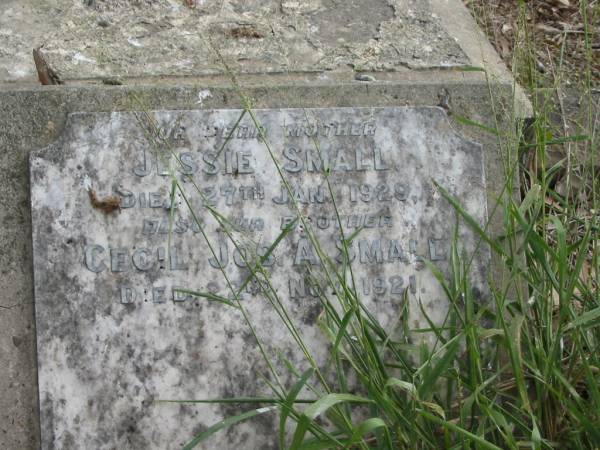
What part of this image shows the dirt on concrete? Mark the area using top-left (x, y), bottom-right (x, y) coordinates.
top-left (0, 0), bottom-right (471, 84)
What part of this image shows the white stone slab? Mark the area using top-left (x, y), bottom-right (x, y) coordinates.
top-left (30, 107), bottom-right (489, 449)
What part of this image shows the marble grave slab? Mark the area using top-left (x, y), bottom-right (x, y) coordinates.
top-left (30, 107), bottom-right (489, 449)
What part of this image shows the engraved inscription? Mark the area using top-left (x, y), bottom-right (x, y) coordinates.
top-left (67, 108), bottom-right (486, 306)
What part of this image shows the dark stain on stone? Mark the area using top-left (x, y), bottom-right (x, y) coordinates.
top-left (226, 25), bottom-right (264, 39)
top-left (116, 407), bottom-right (150, 448)
top-left (301, 299), bottom-right (322, 325)
top-left (61, 431), bottom-right (76, 449)
top-left (40, 392), bottom-right (56, 449)
top-left (88, 189), bottom-right (122, 215)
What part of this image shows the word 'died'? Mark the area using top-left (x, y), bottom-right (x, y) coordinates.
top-left (118, 285), bottom-right (195, 304)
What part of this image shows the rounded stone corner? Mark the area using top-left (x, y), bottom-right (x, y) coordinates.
top-left (30, 112), bottom-right (103, 163)
top-left (426, 106), bottom-right (484, 152)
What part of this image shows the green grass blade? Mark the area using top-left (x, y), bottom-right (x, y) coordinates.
top-left (385, 377), bottom-right (417, 398)
top-left (343, 418), bottom-right (387, 450)
top-left (454, 115), bottom-right (500, 136)
top-left (174, 288), bottom-right (238, 308)
top-left (304, 394), bottom-right (373, 420)
top-left (564, 306), bottom-right (600, 331)
top-left (332, 308), bottom-right (356, 357)
top-left (182, 405), bottom-right (278, 450)
top-left (418, 335), bottom-right (460, 399)
top-left (214, 109), bottom-right (246, 158)
top-left (290, 394), bottom-right (374, 450)
top-left (520, 134), bottom-right (589, 148)
top-left (236, 217), bottom-right (298, 297)
top-left (159, 397), bottom-right (314, 404)
top-left (419, 410), bottom-right (503, 450)
top-left (434, 182), bottom-right (505, 257)
top-left (343, 225), bottom-right (364, 245)
top-left (280, 368), bottom-right (315, 449)
top-left (289, 415), bottom-right (312, 450)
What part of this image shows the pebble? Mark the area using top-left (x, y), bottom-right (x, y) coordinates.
top-left (355, 74), bottom-right (376, 82)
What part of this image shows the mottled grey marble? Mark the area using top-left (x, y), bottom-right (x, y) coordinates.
top-left (30, 107), bottom-right (489, 449)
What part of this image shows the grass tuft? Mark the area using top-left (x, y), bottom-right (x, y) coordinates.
top-left (139, 6), bottom-right (600, 448)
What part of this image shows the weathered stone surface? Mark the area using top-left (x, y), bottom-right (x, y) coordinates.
top-left (30, 106), bottom-right (489, 449)
top-left (0, 82), bottom-right (519, 450)
top-left (2, 0), bottom-right (483, 84)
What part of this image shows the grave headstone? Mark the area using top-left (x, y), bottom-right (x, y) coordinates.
top-left (0, 0), bottom-right (532, 448)
top-left (30, 106), bottom-right (489, 449)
